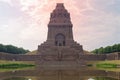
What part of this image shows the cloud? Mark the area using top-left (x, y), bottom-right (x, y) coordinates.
top-left (18, 0), bottom-right (91, 39)
top-left (11, 0), bottom-right (120, 50)
top-left (91, 0), bottom-right (120, 15)
top-left (0, 0), bottom-right (12, 5)
top-left (0, 0), bottom-right (24, 26)
top-left (16, 0), bottom-right (86, 50)
top-left (0, 0), bottom-right (120, 51)
top-left (74, 0), bottom-right (120, 50)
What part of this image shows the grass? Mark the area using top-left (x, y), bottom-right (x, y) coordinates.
top-left (87, 60), bottom-right (120, 66)
top-left (0, 60), bottom-right (35, 64)
top-left (87, 60), bottom-right (120, 72)
top-left (4, 77), bottom-right (28, 80)
top-left (0, 60), bottom-right (35, 72)
top-left (97, 60), bottom-right (120, 65)
top-left (0, 63), bottom-right (35, 69)
top-left (96, 63), bottom-right (117, 68)
top-left (4, 77), bottom-right (37, 80)
top-left (26, 50), bottom-right (37, 55)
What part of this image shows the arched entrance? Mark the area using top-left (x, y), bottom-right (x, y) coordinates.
top-left (55, 33), bottom-right (65, 46)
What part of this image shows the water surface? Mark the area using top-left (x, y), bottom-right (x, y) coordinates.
top-left (0, 67), bottom-right (120, 80)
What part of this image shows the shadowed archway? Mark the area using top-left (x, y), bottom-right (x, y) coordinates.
top-left (55, 33), bottom-right (65, 46)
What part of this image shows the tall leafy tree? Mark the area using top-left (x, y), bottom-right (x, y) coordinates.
top-left (92, 43), bottom-right (120, 54)
top-left (104, 46), bottom-right (112, 53)
top-left (98, 47), bottom-right (104, 54)
top-left (0, 44), bottom-right (7, 52)
top-left (0, 44), bottom-right (29, 54)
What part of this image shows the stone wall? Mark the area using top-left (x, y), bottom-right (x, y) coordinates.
top-left (79, 54), bottom-right (106, 61)
top-left (0, 52), bottom-right (39, 61)
top-left (0, 52), bottom-right (120, 61)
top-left (106, 52), bottom-right (120, 60)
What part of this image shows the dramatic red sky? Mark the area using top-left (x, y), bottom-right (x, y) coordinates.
top-left (0, 0), bottom-right (120, 51)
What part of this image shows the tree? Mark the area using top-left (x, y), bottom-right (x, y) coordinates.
top-left (5, 45), bottom-right (18, 54)
top-left (92, 43), bottom-right (120, 54)
top-left (98, 47), bottom-right (104, 54)
top-left (0, 44), bottom-right (29, 54)
top-left (92, 49), bottom-right (98, 54)
top-left (118, 44), bottom-right (120, 52)
top-left (0, 44), bottom-right (7, 52)
top-left (111, 44), bottom-right (118, 52)
top-left (104, 46), bottom-right (112, 53)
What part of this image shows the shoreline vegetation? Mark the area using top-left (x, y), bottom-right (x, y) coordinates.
top-left (0, 60), bottom-right (35, 72)
top-left (0, 63), bottom-right (35, 69)
top-left (0, 60), bottom-right (120, 72)
top-left (96, 63), bottom-right (117, 68)
top-left (87, 60), bottom-right (120, 72)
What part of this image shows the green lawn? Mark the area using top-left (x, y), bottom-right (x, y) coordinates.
top-left (88, 60), bottom-right (120, 65)
top-left (0, 60), bottom-right (35, 72)
top-left (96, 63), bottom-right (117, 68)
top-left (87, 60), bottom-right (120, 72)
top-left (26, 50), bottom-right (37, 55)
top-left (0, 60), bottom-right (34, 64)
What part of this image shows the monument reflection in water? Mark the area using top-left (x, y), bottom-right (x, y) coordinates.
top-left (0, 67), bottom-right (120, 80)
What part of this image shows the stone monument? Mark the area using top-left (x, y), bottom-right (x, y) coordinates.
top-left (0, 3), bottom-right (118, 64)
top-left (37, 3), bottom-right (84, 65)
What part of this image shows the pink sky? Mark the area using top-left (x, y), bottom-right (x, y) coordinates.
top-left (0, 0), bottom-right (120, 51)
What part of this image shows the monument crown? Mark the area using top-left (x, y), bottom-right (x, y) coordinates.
top-left (49, 3), bottom-right (72, 25)
top-left (56, 3), bottom-right (65, 9)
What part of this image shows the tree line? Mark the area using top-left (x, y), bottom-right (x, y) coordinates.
top-left (92, 44), bottom-right (120, 54)
top-left (0, 44), bottom-right (29, 54)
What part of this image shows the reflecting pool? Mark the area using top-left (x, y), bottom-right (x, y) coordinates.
top-left (0, 67), bottom-right (120, 80)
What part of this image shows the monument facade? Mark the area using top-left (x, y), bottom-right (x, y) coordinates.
top-left (37, 3), bottom-right (84, 62)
